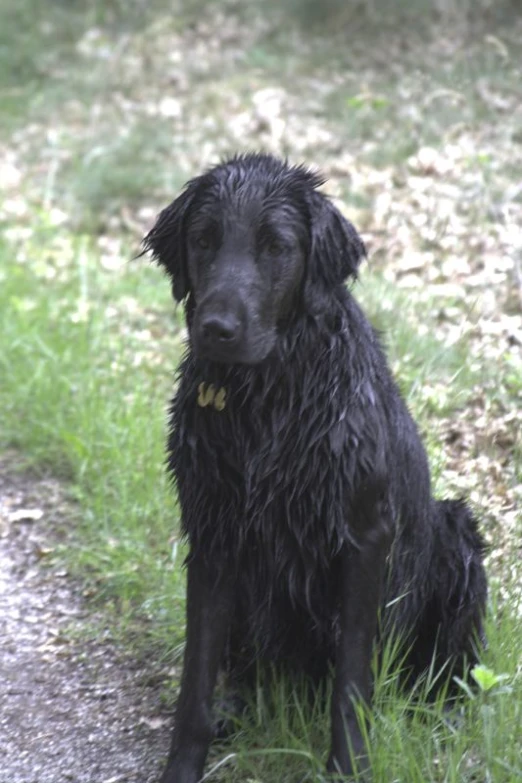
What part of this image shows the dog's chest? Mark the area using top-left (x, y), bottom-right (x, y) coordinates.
top-left (181, 371), bottom-right (340, 482)
top-left (178, 365), bottom-right (377, 482)
top-left (170, 369), bottom-right (372, 565)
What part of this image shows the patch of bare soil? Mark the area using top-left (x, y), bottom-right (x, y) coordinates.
top-left (0, 455), bottom-right (170, 783)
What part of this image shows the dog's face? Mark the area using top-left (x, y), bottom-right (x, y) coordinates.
top-left (143, 154), bottom-right (366, 365)
top-left (183, 180), bottom-right (308, 364)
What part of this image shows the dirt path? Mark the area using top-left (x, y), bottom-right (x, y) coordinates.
top-left (0, 456), bottom-right (171, 783)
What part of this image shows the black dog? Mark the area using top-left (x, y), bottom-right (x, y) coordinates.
top-left (143, 153), bottom-right (487, 782)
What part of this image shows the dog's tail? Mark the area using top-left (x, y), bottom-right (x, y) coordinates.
top-left (406, 499), bottom-right (488, 686)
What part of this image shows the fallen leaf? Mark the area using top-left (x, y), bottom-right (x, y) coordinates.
top-left (9, 508), bottom-right (44, 523)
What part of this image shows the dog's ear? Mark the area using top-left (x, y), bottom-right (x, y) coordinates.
top-left (142, 184), bottom-right (196, 302)
top-left (307, 192), bottom-right (366, 290)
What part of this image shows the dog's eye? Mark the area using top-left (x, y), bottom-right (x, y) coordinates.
top-left (196, 236), bottom-right (211, 250)
top-left (267, 239), bottom-right (283, 256)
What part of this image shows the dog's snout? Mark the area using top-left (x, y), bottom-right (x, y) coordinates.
top-left (193, 287), bottom-right (255, 362)
top-left (201, 314), bottom-right (240, 344)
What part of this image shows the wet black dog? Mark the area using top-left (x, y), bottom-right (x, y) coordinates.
top-left (143, 153), bottom-right (487, 782)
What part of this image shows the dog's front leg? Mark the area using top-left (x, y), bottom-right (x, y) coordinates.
top-left (160, 553), bottom-right (233, 783)
top-left (327, 488), bottom-right (391, 779)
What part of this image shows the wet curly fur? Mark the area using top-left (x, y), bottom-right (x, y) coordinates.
top-left (143, 153), bottom-right (487, 782)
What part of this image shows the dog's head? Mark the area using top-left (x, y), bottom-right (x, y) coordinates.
top-left (143, 153), bottom-right (365, 364)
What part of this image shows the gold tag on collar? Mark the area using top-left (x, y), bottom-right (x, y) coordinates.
top-left (197, 382), bottom-right (227, 411)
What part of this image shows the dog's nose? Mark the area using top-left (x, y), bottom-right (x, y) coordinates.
top-left (200, 314), bottom-right (240, 345)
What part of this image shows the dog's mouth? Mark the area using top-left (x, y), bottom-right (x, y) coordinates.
top-left (192, 339), bottom-right (274, 366)
top-left (194, 341), bottom-right (249, 365)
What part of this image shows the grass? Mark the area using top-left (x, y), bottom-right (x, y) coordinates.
top-left (0, 224), bottom-right (187, 652)
top-left (205, 609), bottom-right (522, 782)
top-left (1, 0), bottom-right (521, 780)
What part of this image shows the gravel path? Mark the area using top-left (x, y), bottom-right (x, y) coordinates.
top-left (0, 456), bottom-right (171, 783)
